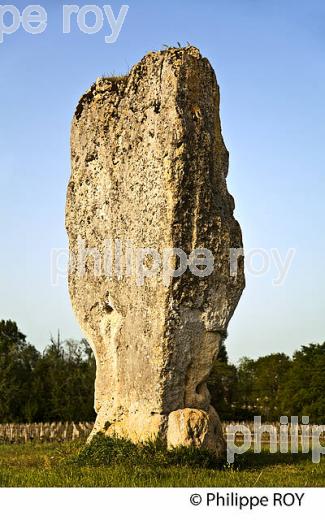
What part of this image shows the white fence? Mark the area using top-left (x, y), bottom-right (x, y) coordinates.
top-left (0, 422), bottom-right (94, 443)
top-left (0, 421), bottom-right (323, 443)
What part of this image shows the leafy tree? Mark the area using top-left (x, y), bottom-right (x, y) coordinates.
top-left (31, 335), bottom-right (96, 422)
top-left (0, 320), bottom-right (40, 422)
top-left (208, 338), bottom-right (240, 420)
top-left (0, 321), bottom-right (96, 423)
top-left (236, 357), bottom-right (256, 415)
top-left (281, 343), bottom-right (325, 423)
top-left (216, 337), bottom-right (228, 364)
top-left (208, 360), bottom-right (238, 420)
top-left (209, 351), bottom-right (292, 421)
top-left (236, 354), bottom-right (292, 421)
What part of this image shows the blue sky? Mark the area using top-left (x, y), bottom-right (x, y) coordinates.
top-left (0, 0), bottom-right (324, 362)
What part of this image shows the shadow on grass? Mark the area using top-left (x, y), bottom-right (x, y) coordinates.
top-left (72, 434), bottom-right (313, 472)
top-left (234, 450), bottom-right (312, 470)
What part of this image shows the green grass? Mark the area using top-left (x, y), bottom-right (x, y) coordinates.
top-left (0, 439), bottom-right (324, 487)
top-left (74, 434), bottom-right (223, 469)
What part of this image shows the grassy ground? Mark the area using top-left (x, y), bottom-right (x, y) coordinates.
top-left (0, 440), bottom-right (324, 487)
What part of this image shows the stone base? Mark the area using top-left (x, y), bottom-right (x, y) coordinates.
top-left (87, 408), bottom-right (167, 444)
top-left (167, 407), bottom-right (226, 457)
top-left (88, 406), bottom-right (226, 458)
top-left (106, 413), bottom-right (167, 444)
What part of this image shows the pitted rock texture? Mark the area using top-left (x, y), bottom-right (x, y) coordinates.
top-left (167, 407), bottom-right (225, 453)
top-left (66, 46), bottom-right (245, 455)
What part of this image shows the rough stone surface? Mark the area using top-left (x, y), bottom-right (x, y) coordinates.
top-left (167, 407), bottom-right (226, 453)
top-left (65, 46), bottom-right (245, 455)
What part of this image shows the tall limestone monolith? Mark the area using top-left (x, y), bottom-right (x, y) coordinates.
top-left (65, 46), bottom-right (245, 457)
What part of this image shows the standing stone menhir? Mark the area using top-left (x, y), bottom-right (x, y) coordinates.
top-left (66, 46), bottom-right (245, 457)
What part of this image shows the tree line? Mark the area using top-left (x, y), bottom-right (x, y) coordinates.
top-left (0, 320), bottom-right (95, 422)
top-left (209, 339), bottom-right (325, 423)
top-left (0, 319), bottom-right (324, 423)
